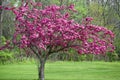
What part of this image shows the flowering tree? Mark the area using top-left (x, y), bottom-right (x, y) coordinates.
top-left (0, 1), bottom-right (114, 80)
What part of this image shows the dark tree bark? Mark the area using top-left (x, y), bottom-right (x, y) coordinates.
top-left (86, 0), bottom-right (90, 6)
top-left (0, 0), bottom-right (3, 45)
top-left (39, 59), bottom-right (45, 80)
top-left (59, 0), bottom-right (63, 6)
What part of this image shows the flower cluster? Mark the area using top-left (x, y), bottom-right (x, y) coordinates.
top-left (0, 1), bottom-right (114, 55)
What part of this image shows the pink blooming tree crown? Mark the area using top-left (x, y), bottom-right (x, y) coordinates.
top-left (0, 1), bottom-right (114, 55)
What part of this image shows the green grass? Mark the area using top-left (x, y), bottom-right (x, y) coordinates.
top-left (0, 61), bottom-right (120, 80)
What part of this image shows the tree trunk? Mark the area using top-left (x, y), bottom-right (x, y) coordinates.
top-left (0, 0), bottom-right (3, 45)
top-left (39, 59), bottom-right (45, 80)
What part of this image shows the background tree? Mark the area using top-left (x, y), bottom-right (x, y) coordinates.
top-left (0, 0), bottom-right (3, 45)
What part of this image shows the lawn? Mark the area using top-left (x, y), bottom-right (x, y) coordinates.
top-left (0, 61), bottom-right (120, 80)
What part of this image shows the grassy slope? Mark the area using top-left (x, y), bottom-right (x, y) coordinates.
top-left (0, 61), bottom-right (120, 80)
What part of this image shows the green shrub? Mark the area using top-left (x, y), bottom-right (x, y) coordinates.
top-left (0, 50), bottom-right (13, 64)
top-left (107, 51), bottom-right (118, 62)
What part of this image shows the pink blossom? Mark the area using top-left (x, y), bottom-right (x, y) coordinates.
top-left (68, 4), bottom-right (75, 11)
top-left (64, 13), bottom-right (70, 18)
top-left (0, 1), bottom-right (114, 55)
top-left (0, 6), bottom-right (2, 9)
top-left (85, 17), bottom-right (93, 21)
top-left (30, 33), bottom-right (39, 39)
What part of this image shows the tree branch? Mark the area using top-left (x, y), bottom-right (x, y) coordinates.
top-left (50, 45), bottom-right (70, 54)
top-left (30, 46), bottom-right (41, 60)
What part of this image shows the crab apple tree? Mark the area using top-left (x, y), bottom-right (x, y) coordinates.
top-left (0, 1), bottom-right (114, 80)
